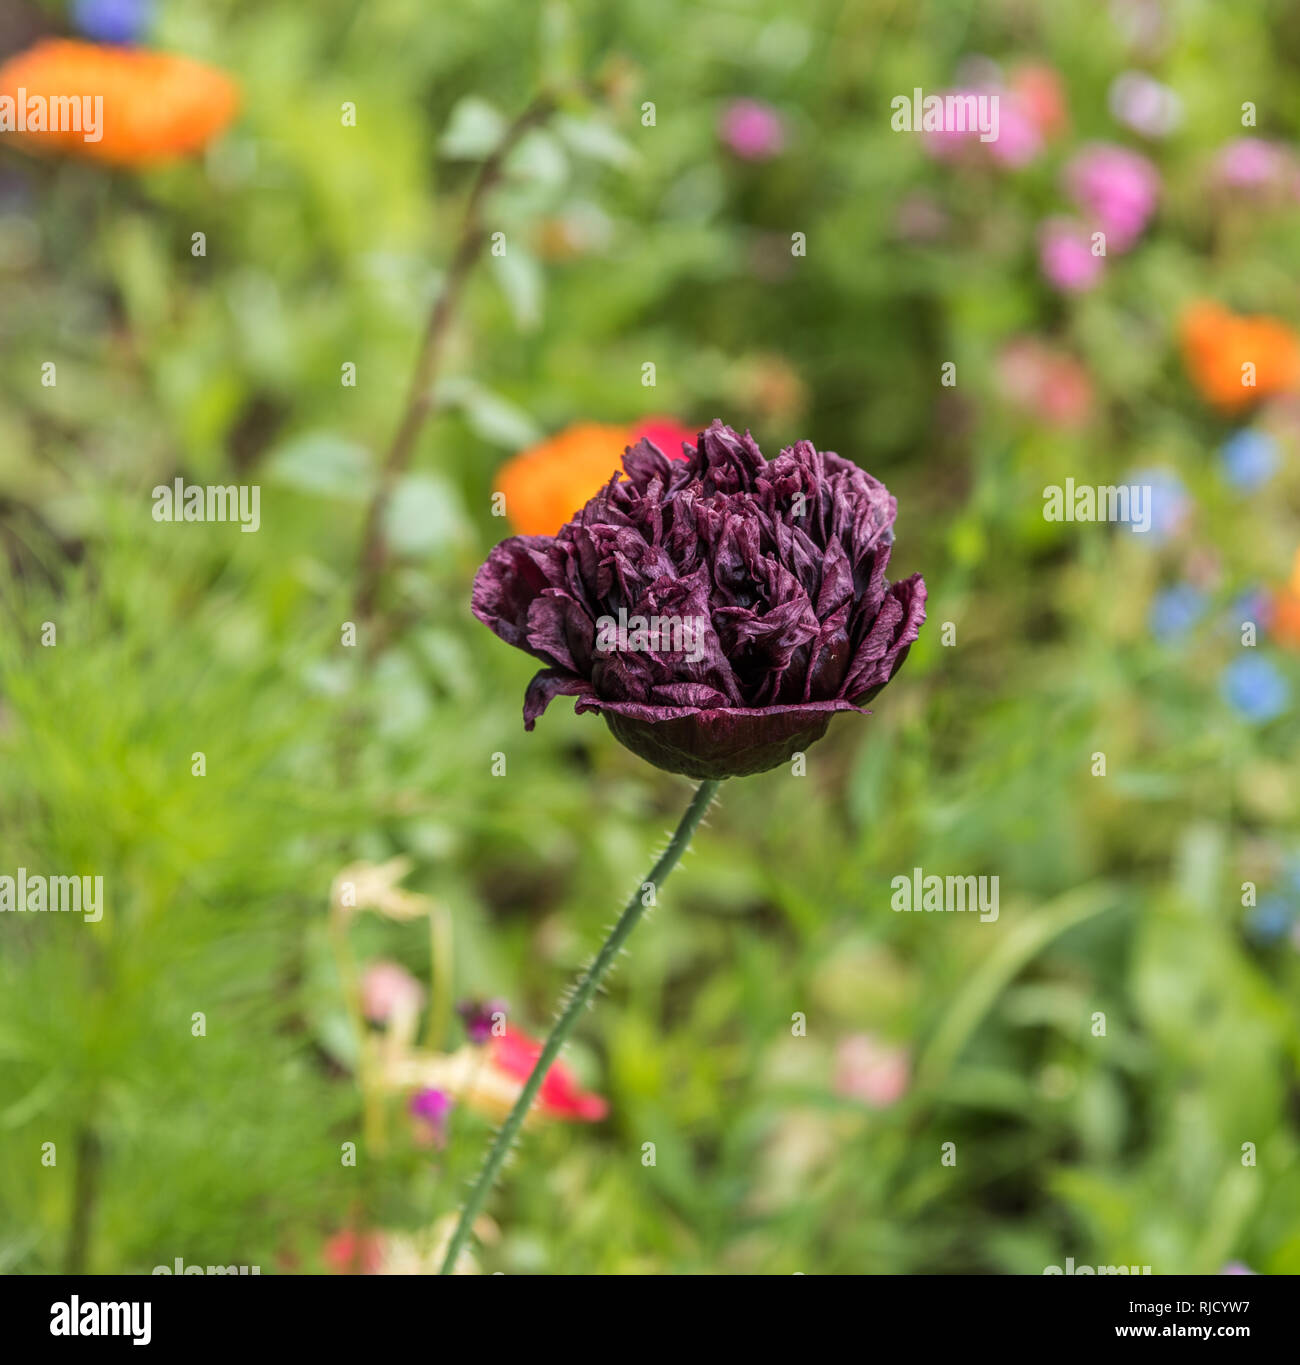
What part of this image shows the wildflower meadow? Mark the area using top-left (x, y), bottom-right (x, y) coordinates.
top-left (1, 0), bottom-right (1300, 1327)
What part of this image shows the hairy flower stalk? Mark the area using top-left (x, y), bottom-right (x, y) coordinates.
top-left (438, 777), bottom-right (721, 1274)
top-left (461, 421), bottom-right (923, 1266)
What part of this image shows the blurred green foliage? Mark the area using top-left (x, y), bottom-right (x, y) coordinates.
top-left (2, 0), bottom-right (1300, 1275)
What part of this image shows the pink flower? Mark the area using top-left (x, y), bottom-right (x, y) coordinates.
top-left (1039, 217), bottom-right (1104, 292)
top-left (1064, 143), bottom-right (1159, 252)
top-left (996, 338), bottom-right (1094, 428)
top-left (1108, 71), bottom-right (1183, 138)
top-left (924, 87), bottom-right (1043, 168)
top-left (322, 1228), bottom-right (385, 1274)
top-left (360, 960), bottom-right (424, 1025)
top-left (1110, 0), bottom-right (1170, 57)
top-left (988, 97), bottom-right (1043, 168)
top-left (834, 1034), bottom-right (909, 1108)
top-left (1210, 138), bottom-right (1300, 201)
top-left (718, 99), bottom-right (784, 161)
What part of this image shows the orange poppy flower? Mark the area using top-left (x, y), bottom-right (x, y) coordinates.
top-left (1271, 548), bottom-right (1300, 648)
top-left (495, 418), bottom-right (695, 536)
top-left (0, 40), bottom-right (238, 166)
top-left (1180, 301), bottom-right (1300, 412)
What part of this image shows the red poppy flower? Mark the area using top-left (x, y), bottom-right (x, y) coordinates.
top-left (322, 1229), bottom-right (386, 1275)
top-left (491, 1027), bottom-right (609, 1122)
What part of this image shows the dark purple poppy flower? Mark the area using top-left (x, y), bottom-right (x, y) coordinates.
top-left (473, 420), bottom-right (926, 779)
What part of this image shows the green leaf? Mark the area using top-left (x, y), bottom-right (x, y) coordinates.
top-left (490, 245), bottom-right (545, 331)
top-left (915, 883), bottom-right (1121, 1093)
top-left (554, 113), bottom-right (638, 169)
top-left (438, 377), bottom-right (540, 448)
top-left (440, 97), bottom-right (507, 159)
top-left (266, 432), bottom-right (374, 500)
top-left (0, 1074), bottom-right (62, 1128)
top-left (383, 473), bottom-right (467, 555)
top-left (504, 129), bottom-right (568, 189)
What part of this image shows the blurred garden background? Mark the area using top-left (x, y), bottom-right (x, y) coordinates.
top-left (3, 0), bottom-right (1300, 1275)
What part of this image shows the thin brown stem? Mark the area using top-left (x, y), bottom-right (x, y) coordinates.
top-left (352, 94), bottom-right (555, 621)
top-left (65, 1123), bottom-right (101, 1274)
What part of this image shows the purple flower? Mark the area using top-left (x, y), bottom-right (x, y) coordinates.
top-left (472, 420), bottom-right (927, 779)
top-left (1064, 143), bottom-right (1159, 252)
top-left (72, 0), bottom-right (153, 45)
top-left (1228, 588), bottom-right (1272, 637)
top-left (1221, 655), bottom-right (1290, 723)
top-left (718, 100), bottom-right (785, 161)
top-left (1039, 217), bottom-right (1104, 293)
top-left (409, 1088), bottom-right (453, 1142)
top-left (457, 998), bottom-right (508, 1045)
top-left (1220, 429), bottom-right (1278, 492)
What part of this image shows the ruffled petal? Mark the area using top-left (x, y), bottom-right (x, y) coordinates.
top-left (476, 421), bottom-right (927, 777)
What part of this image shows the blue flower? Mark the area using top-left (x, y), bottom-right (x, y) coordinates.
top-left (1149, 584), bottom-right (1206, 640)
top-left (72, 0), bottom-right (153, 45)
top-left (1221, 655), bottom-right (1290, 722)
top-left (1227, 588), bottom-right (1270, 637)
top-left (1220, 429), bottom-right (1278, 492)
top-left (1246, 894), bottom-right (1296, 944)
top-left (1125, 468), bottom-right (1190, 543)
